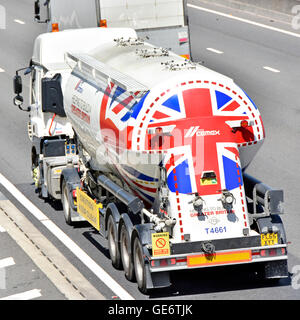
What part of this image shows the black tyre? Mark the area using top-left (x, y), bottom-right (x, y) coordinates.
top-left (107, 215), bottom-right (122, 269)
top-left (133, 236), bottom-right (148, 294)
top-left (120, 224), bottom-right (135, 282)
top-left (61, 180), bottom-right (73, 225)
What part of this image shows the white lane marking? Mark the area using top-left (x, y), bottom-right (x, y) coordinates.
top-left (14, 19), bottom-right (25, 25)
top-left (0, 226), bottom-right (6, 232)
top-left (263, 66), bottom-right (280, 73)
top-left (0, 257), bottom-right (15, 269)
top-left (0, 200), bottom-right (104, 300)
top-left (0, 173), bottom-right (134, 300)
top-left (0, 68), bottom-right (5, 73)
top-left (187, 4), bottom-right (300, 38)
top-left (206, 47), bottom-right (224, 54)
top-left (0, 289), bottom-right (41, 300)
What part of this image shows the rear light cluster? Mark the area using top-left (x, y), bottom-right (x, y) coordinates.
top-left (151, 257), bottom-right (187, 268)
top-left (260, 247), bottom-right (286, 257)
top-left (252, 247), bottom-right (286, 258)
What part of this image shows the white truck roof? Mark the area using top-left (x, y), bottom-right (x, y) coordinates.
top-left (32, 27), bottom-right (137, 70)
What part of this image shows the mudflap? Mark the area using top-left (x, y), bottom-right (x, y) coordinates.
top-left (143, 246), bottom-right (171, 290)
top-left (263, 260), bottom-right (289, 279)
top-left (133, 224), bottom-right (171, 291)
top-left (61, 168), bottom-right (84, 223)
top-left (256, 215), bottom-right (289, 280)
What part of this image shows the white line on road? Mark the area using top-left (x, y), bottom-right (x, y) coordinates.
top-left (206, 47), bottom-right (224, 54)
top-left (0, 68), bottom-right (5, 73)
top-left (0, 173), bottom-right (134, 300)
top-left (14, 19), bottom-right (25, 25)
top-left (263, 66), bottom-right (280, 73)
top-left (187, 4), bottom-right (300, 38)
top-left (0, 289), bottom-right (41, 300)
top-left (0, 257), bottom-right (15, 269)
top-left (0, 225), bottom-right (6, 232)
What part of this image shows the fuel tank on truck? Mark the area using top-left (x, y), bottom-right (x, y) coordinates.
top-left (63, 28), bottom-right (265, 242)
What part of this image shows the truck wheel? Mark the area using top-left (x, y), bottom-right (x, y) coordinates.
top-left (120, 224), bottom-right (135, 282)
top-left (107, 215), bottom-right (122, 269)
top-left (62, 180), bottom-right (72, 225)
top-left (133, 237), bottom-right (148, 294)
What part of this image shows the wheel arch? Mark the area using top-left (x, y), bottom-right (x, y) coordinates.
top-left (104, 202), bottom-right (121, 239)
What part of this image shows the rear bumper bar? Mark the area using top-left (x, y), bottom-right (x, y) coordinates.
top-left (149, 243), bottom-right (288, 272)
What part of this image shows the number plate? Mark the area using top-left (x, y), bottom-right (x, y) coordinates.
top-left (261, 233), bottom-right (278, 246)
top-left (200, 178), bottom-right (217, 185)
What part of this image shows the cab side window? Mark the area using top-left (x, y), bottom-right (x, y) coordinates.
top-left (30, 68), bottom-right (37, 105)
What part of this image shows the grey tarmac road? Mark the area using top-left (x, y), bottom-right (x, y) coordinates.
top-left (0, 196), bottom-right (66, 300)
top-left (0, 0), bottom-right (299, 300)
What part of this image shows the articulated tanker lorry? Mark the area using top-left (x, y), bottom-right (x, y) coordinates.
top-left (13, 27), bottom-right (288, 294)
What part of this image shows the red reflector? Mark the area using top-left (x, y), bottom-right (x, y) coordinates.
top-left (160, 259), bottom-right (168, 267)
top-left (240, 120), bottom-right (248, 128)
top-left (176, 258), bottom-right (187, 263)
top-left (170, 258), bottom-right (176, 265)
top-left (52, 23), bottom-right (59, 32)
top-left (260, 250), bottom-right (267, 257)
top-left (72, 190), bottom-right (77, 198)
top-left (281, 248), bottom-right (286, 255)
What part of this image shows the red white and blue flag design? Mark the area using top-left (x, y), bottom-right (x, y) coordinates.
top-left (99, 80), bottom-right (263, 203)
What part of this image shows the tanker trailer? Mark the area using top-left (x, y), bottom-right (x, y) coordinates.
top-left (13, 27), bottom-right (288, 294)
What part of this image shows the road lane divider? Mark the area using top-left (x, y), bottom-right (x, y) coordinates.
top-left (206, 47), bottom-right (224, 54)
top-left (0, 173), bottom-right (134, 300)
top-left (13, 19), bottom-right (25, 25)
top-left (0, 289), bottom-right (41, 300)
top-left (188, 3), bottom-right (300, 38)
top-left (263, 66), bottom-right (280, 73)
top-left (0, 257), bottom-right (15, 269)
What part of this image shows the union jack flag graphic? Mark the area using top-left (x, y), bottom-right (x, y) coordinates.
top-left (104, 84), bottom-right (141, 125)
top-left (99, 80), bottom-right (262, 202)
top-left (145, 85), bottom-right (260, 197)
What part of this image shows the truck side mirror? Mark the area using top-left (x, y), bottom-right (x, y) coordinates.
top-left (13, 74), bottom-right (22, 95)
top-left (34, 0), bottom-right (40, 21)
top-left (13, 95), bottom-right (24, 107)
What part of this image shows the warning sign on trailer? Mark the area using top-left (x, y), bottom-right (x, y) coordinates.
top-left (152, 232), bottom-right (170, 257)
top-left (76, 187), bottom-right (102, 231)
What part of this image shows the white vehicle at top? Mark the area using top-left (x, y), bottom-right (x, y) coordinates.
top-left (34, 0), bottom-right (190, 58)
